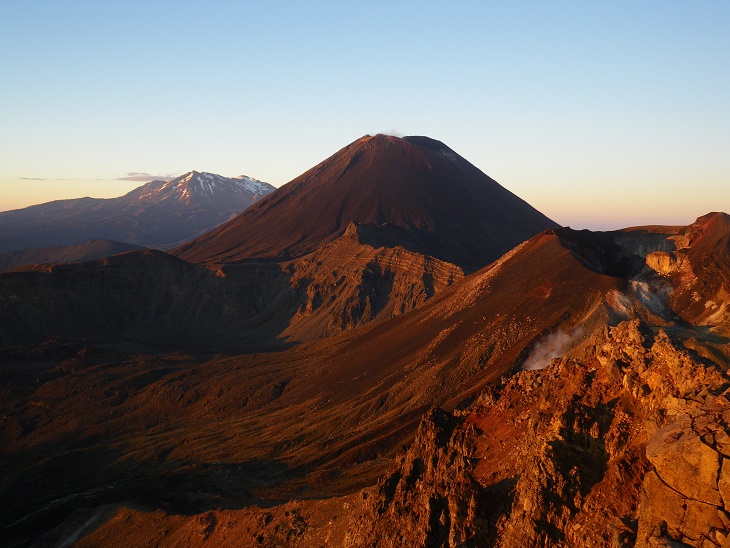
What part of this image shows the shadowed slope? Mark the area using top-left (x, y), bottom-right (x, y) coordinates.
top-left (0, 239), bottom-right (146, 272)
top-left (0, 250), bottom-right (294, 352)
top-left (174, 135), bottom-right (559, 271)
top-left (0, 135), bottom-right (561, 350)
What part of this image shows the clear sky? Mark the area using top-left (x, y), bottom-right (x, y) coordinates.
top-left (1, 1), bottom-right (728, 229)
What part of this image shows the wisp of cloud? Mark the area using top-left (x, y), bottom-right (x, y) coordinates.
top-left (117, 172), bottom-right (176, 182)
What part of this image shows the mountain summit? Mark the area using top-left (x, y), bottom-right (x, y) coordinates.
top-left (0, 171), bottom-right (275, 252)
top-left (175, 134), bottom-right (560, 270)
top-left (126, 171), bottom-right (272, 207)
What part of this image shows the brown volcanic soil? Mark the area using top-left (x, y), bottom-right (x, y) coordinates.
top-left (2, 215), bottom-right (730, 546)
top-left (0, 228), bottom-right (633, 544)
top-left (0, 230), bottom-right (615, 544)
top-left (174, 135), bottom-right (559, 271)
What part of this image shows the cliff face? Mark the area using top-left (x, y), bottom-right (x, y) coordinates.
top-left (346, 408), bottom-right (494, 547)
top-left (280, 222), bottom-right (464, 341)
top-left (346, 320), bottom-right (730, 548)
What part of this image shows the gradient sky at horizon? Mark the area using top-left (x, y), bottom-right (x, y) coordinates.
top-left (1, 1), bottom-right (728, 229)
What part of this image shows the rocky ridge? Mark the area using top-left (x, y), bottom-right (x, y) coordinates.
top-left (279, 222), bottom-right (465, 340)
top-left (0, 239), bottom-right (146, 273)
top-left (0, 226), bottom-right (464, 349)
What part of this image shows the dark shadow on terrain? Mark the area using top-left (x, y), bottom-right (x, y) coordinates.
top-left (0, 254), bottom-right (300, 354)
top-left (481, 476), bottom-right (518, 546)
top-left (655, 326), bottom-right (730, 374)
top-left (550, 401), bottom-right (612, 502)
top-left (1, 438), bottom-right (293, 547)
top-left (0, 229), bottom-right (451, 354)
top-left (422, 271), bottom-right (435, 298)
top-left (362, 262), bottom-right (396, 317)
top-left (354, 222), bottom-right (501, 275)
top-left (557, 228), bottom-right (675, 279)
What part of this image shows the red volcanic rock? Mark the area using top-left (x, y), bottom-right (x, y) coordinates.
top-left (174, 135), bottom-right (559, 271)
top-left (665, 212), bottom-right (730, 325)
top-left (645, 416), bottom-right (722, 507)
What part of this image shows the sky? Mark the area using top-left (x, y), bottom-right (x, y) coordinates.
top-left (1, 1), bottom-right (728, 229)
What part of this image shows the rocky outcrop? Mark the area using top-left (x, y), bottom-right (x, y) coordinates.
top-left (638, 413), bottom-right (730, 547)
top-left (284, 225), bottom-right (464, 340)
top-left (644, 250), bottom-right (689, 276)
top-left (655, 213), bottom-right (730, 326)
top-left (5, 214), bottom-right (730, 546)
top-left (346, 409), bottom-right (491, 547)
top-left (344, 320), bottom-right (730, 547)
top-left (633, 351), bottom-right (730, 547)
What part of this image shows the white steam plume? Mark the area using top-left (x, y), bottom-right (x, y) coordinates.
top-left (523, 328), bottom-right (584, 371)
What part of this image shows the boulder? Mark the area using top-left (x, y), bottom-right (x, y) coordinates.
top-left (646, 417), bottom-right (722, 507)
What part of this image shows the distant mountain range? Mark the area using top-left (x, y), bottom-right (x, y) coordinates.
top-left (0, 171), bottom-right (275, 253)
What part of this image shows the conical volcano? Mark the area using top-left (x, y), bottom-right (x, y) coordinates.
top-left (174, 134), bottom-right (560, 270)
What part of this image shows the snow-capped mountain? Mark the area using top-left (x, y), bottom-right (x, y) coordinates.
top-left (128, 171), bottom-right (273, 206)
top-left (0, 172), bottom-right (276, 253)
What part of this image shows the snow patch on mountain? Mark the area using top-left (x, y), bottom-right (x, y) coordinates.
top-left (131, 171), bottom-right (274, 203)
top-left (181, 171), bottom-right (270, 196)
